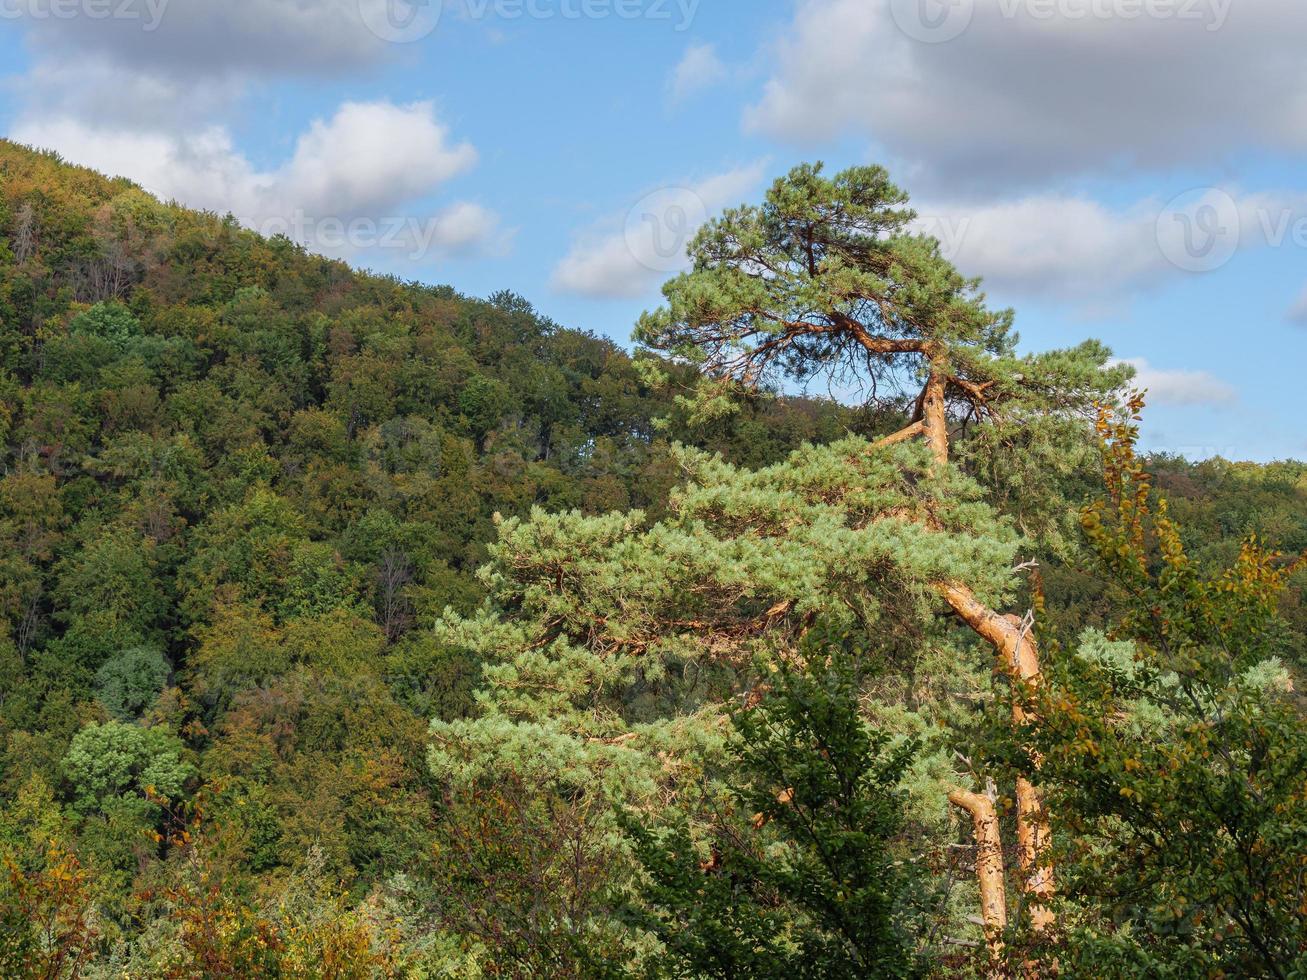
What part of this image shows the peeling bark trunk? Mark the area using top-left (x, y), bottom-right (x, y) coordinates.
top-left (942, 584), bottom-right (1056, 930)
top-left (949, 786), bottom-right (1007, 959)
top-left (1015, 777), bottom-right (1056, 932)
top-left (922, 368), bottom-right (950, 466)
top-left (866, 370), bottom-right (1057, 934)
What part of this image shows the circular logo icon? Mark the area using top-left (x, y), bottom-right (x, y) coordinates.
top-left (624, 187), bottom-right (710, 274)
top-left (359, 0), bottom-right (442, 43)
top-left (889, 0), bottom-right (974, 44)
top-left (1156, 188), bottom-right (1241, 273)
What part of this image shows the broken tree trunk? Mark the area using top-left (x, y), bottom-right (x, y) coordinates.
top-left (941, 584), bottom-right (1056, 931)
top-left (948, 785), bottom-right (1008, 961)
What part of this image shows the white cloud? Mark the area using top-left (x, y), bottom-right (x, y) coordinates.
top-left (913, 195), bottom-right (1166, 302)
top-left (668, 43), bottom-right (727, 103)
top-left (551, 162), bottom-right (769, 299)
top-left (272, 101), bottom-right (478, 217)
top-left (1116, 358), bottom-right (1237, 406)
top-left (425, 202), bottom-right (514, 256)
top-left (7, 55), bottom-right (247, 130)
top-left (551, 235), bottom-right (653, 300)
top-left (11, 102), bottom-right (504, 263)
top-left (5, 1), bottom-right (432, 131)
top-left (909, 188), bottom-right (1307, 306)
top-left (16, 0), bottom-right (393, 80)
top-left (745, 0), bottom-right (1307, 192)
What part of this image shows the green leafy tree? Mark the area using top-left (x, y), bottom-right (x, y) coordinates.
top-left (634, 163), bottom-right (1128, 537)
top-left (180, 487), bottom-right (307, 623)
top-left (68, 300), bottom-right (141, 348)
top-left (51, 524), bottom-right (169, 666)
top-left (60, 721), bottom-right (191, 816)
top-left (94, 645), bottom-right (170, 720)
top-left (429, 435), bottom-right (1022, 966)
top-left (426, 162), bottom-right (1135, 968)
top-left (0, 471), bottom-right (63, 658)
top-left (459, 373), bottom-right (517, 448)
top-left (632, 161), bottom-right (1133, 943)
top-left (618, 647), bottom-right (919, 979)
top-left (1029, 400), bottom-right (1307, 977)
top-left (427, 770), bottom-right (625, 977)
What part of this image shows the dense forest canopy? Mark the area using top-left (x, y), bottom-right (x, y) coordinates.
top-left (0, 142), bottom-right (1303, 977)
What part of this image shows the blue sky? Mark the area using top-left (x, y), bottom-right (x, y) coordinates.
top-left (2, 0), bottom-right (1304, 460)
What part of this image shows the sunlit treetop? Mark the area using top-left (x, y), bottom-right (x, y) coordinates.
top-left (637, 162), bottom-right (1131, 473)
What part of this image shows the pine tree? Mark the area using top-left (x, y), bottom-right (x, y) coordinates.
top-left (635, 162), bottom-right (1130, 943)
top-left (428, 435), bottom-right (1024, 968)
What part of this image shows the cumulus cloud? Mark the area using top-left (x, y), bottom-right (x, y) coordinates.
top-left (1115, 358), bottom-right (1237, 406)
top-left (745, 0), bottom-right (1307, 192)
top-left (913, 195), bottom-right (1167, 302)
top-left (14, 0), bottom-right (395, 81)
top-left (908, 188), bottom-right (1307, 305)
top-left (551, 162), bottom-right (769, 299)
top-left (668, 43), bottom-right (728, 103)
top-left (424, 202), bottom-right (510, 254)
top-left (270, 101), bottom-right (478, 217)
top-left (5, 0), bottom-right (438, 129)
top-left (7, 56), bottom-right (247, 130)
top-left (11, 102), bottom-right (504, 262)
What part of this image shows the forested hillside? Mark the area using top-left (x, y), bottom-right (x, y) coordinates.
top-left (0, 141), bottom-right (857, 972)
top-left (0, 143), bottom-right (1303, 977)
top-left (1043, 454), bottom-right (1307, 672)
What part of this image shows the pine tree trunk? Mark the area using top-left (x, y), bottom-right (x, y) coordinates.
top-left (948, 786), bottom-right (1008, 959)
top-left (1015, 777), bottom-right (1056, 931)
top-left (870, 385), bottom-right (1057, 934)
top-left (922, 367), bottom-right (950, 466)
top-left (940, 584), bottom-right (1056, 930)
